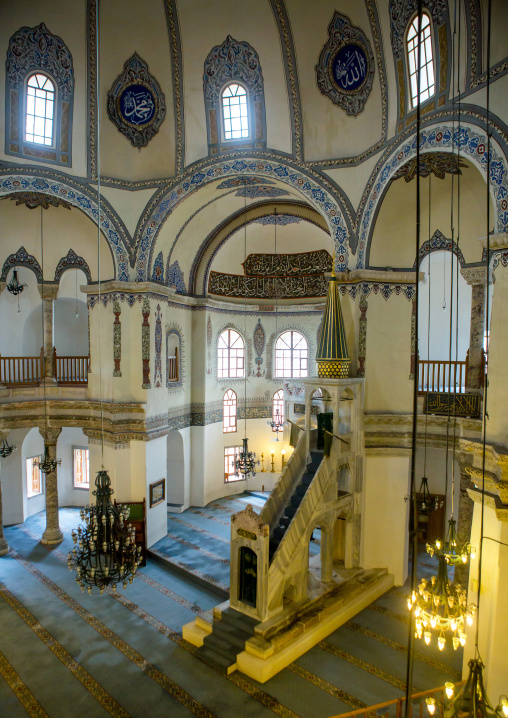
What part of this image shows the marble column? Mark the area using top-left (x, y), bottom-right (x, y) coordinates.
top-left (461, 267), bottom-right (487, 391)
top-left (454, 457), bottom-right (475, 588)
top-left (38, 283), bottom-right (59, 384)
top-left (40, 427), bottom-right (63, 545)
top-left (0, 430), bottom-right (11, 556)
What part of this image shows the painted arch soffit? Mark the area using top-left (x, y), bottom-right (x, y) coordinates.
top-left (0, 168), bottom-right (134, 280)
top-left (133, 156), bottom-right (353, 282)
top-left (357, 121), bottom-right (508, 270)
top-left (148, 197), bottom-right (328, 286)
top-left (188, 201), bottom-right (331, 296)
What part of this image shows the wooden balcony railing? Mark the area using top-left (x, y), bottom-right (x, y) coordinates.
top-left (55, 353), bottom-right (89, 385)
top-left (0, 349), bottom-right (89, 387)
top-left (167, 347), bottom-right (179, 383)
top-left (329, 682), bottom-right (465, 718)
top-left (418, 359), bottom-right (468, 393)
top-left (0, 354), bottom-right (42, 386)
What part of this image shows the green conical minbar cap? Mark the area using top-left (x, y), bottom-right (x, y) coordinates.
top-left (316, 267), bottom-right (350, 378)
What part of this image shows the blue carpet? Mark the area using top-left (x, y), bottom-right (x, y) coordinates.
top-left (0, 505), bottom-right (462, 718)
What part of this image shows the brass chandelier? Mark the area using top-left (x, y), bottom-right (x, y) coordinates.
top-left (408, 553), bottom-right (476, 651)
top-left (426, 516), bottom-right (476, 566)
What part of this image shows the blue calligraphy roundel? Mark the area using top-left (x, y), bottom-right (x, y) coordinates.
top-left (332, 43), bottom-right (368, 92)
top-left (119, 84), bottom-right (156, 126)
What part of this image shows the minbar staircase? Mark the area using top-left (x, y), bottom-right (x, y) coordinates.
top-left (194, 607), bottom-right (257, 674)
top-left (269, 450), bottom-right (323, 560)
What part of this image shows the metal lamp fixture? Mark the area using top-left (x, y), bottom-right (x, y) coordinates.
top-left (0, 438), bottom-right (16, 458)
top-left (7, 269), bottom-right (27, 296)
top-left (68, 13), bottom-right (142, 596)
top-left (415, 475), bottom-right (440, 514)
top-left (426, 516), bottom-right (476, 565)
top-left (267, 408), bottom-right (284, 439)
top-left (68, 470), bottom-right (141, 595)
top-left (34, 446), bottom-right (62, 475)
top-left (408, 553), bottom-right (476, 651)
top-left (235, 437), bottom-right (259, 479)
top-left (424, 660), bottom-right (508, 717)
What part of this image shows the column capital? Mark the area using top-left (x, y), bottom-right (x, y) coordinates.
top-left (37, 282), bottom-right (59, 301)
top-left (460, 266), bottom-right (488, 286)
top-left (479, 231), bottom-right (508, 250)
top-left (39, 426), bottom-right (62, 445)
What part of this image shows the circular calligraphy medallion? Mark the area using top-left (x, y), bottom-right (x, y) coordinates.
top-left (331, 43), bottom-right (368, 92)
top-left (118, 84), bottom-right (156, 126)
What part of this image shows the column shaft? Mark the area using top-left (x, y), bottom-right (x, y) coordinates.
top-left (466, 283), bottom-right (486, 390)
top-left (40, 427), bottom-right (63, 545)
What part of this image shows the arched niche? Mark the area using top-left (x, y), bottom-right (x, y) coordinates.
top-left (338, 388), bottom-right (354, 435)
top-left (418, 250), bottom-right (471, 363)
top-left (166, 430), bottom-right (185, 505)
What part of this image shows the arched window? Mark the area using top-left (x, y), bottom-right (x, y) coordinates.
top-left (406, 13), bottom-right (435, 108)
top-left (221, 83), bottom-right (249, 140)
top-left (272, 389), bottom-right (284, 432)
top-left (25, 74), bottom-right (55, 145)
top-left (6, 23), bottom-right (74, 167)
top-left (223, 389), bottom-right (237, 433)
top-left (275, 331), bottom-right (308, 378)
top-left (218, 329), bottom-right (245, 379)
top-left (203, 35), bottom-right (266, 154)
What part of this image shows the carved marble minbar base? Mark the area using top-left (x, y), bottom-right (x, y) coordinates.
top-left (184, 565), bottom-right (392, 683)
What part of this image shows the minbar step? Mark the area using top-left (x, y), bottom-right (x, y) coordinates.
top-left (194, 608), bottom-right (258, 675)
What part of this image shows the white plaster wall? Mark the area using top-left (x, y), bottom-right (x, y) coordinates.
top-left (57, 428), bottom-right (90, 508)
top-left (362, 455), bottom-right (410, 586)
top-left (463, 505), bottom-right (508, 699)
top-left (485, 264), bottom-right (508, 446)
top-left (145, 435), bottom-right (167, 548)
top-left (364, 293), bottom-right (413, 413)
top-left (0, 428), bottom-right (30, 526)
top-left (22, 427), bottom-right (45, 519)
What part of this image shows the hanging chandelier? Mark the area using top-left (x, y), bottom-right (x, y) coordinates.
top-left (415, 475), bottom-right (440, 514)
top-left (408, 553), bottom-right (476, 650)
top-left (426, 516), bottom-right (476, 565)
top-left (0, 438), bottom-right (16, 458)
top-left (68, 469), bottom-right (141, 595)
top-left (34, 445), bottom-right (62, 475)
top-left (425, 659), bottom-right (508, 717)
top-left (267, 409), bottom-right (284, 439)
top-left (235, 437), bottom-right (259, 478)
top-left (7, 269), bottom-right (27, 295)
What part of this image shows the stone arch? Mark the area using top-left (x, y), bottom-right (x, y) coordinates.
top-left (358, 122), bottom-right (508, 269)
top-left (185, 200), bottom-right (330, 296)
top-left (54, 249), bottom-right (92, 283)
top-left (0, 171), bottom-right (133, 280)
top-left (134, 155), bottom-right (352, 282)
top-left (1, 246), bottom-right (42, 282)
top-left (412, 229), bottom-right (466, 269)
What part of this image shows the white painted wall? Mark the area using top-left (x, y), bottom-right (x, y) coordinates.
top-left (362, 455), bottom-right (410, 586)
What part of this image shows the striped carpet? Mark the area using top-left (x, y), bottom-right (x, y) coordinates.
top-left (0, 499), bottom-right (462, 718)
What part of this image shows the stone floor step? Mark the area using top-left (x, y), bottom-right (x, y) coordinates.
top-left (202, 634), bottom-right (238, 663)
top-left (213, 622), bottom-right (250, 650)
top-left (220, 607), bottom-right (258, 634)
top-left (195, 646), bottom-right (235, 674)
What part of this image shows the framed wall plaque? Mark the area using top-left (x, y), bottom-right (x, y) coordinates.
top-left (150, 478), bottom-right (165, 507)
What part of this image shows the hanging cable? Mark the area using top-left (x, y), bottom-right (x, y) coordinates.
top-left (96, 0), bottom-right (105, 467)
top-left (476, 0), bottom-right (492, 661)
top-left (405, 0), bottom-right (423, 711)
